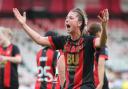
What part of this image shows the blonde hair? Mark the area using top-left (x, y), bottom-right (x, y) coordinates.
top-left (72, 8), bottom-right (88, 33)
top-left (0, 27), bottom-right (13, 40)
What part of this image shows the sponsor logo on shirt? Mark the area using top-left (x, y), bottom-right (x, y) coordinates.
top-left (67, 53), bottom-right (79, 71)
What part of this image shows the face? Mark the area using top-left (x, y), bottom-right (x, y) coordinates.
top-left (0, 33), bottom-right (5, 45)
top-left (0, 32), bottom-right (9, 45)
top-left (65, 11), bottom-right (81, 34)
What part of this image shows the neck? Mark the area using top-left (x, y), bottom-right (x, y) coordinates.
top-left (70, 29), bottom-right (81, 41)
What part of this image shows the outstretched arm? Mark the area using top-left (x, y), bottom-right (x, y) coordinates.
top-left (95, 9), bottom-right (109, 47)
top-left (13, 8), bottom-right (51, 47)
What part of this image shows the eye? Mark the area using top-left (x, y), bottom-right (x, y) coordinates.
top-left (69, 16), bottom-right (74, 20)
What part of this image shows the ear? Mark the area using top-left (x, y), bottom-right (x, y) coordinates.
top-left (78, 21), bottom-right (82, 27)
top-left (96, 32), bottom-right (101, 37)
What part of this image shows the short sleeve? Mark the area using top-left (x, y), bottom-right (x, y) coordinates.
top-left (48, 36), bottom-right (66, 50)
top-left (12, 45), bottom-right (20, 57)
top-left (99, 47), bottom-right (108, 60)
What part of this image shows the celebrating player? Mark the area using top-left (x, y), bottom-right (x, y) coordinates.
top-left (13, 8), bottom-right (109, 89)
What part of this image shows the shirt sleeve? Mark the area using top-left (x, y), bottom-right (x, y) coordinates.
top-left (99, 47), bottom-right (108, 60)
top-left (48, 36), bottom-right (66, 50)
top-left (12, 45), bottom-right (21, 57)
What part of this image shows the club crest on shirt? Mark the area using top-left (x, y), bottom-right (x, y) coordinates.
top-left (0, 61), bottom-right (7, 68)
top-left (39, 56), bottom-right (47, 61)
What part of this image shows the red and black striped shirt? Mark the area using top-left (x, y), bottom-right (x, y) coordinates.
top-left (35, 47), bottom-right (61, 89)
top-left (48, 35), bottom-right (96, 89)
top-left (0, 44), bottom-right (20, 88)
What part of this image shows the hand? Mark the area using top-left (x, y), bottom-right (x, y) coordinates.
top-left (98, 9), bottom-right (109, 23)
top-left (98, 9), bottom-right (109, 30)
top-left (0, 56), bottom-right (3, 62)
top-left (13, 8), bottom-right (26, 24)
top-left (0, 56), bottom-right (7, 62)
top-left (96, 83), bottom-right (103, 89)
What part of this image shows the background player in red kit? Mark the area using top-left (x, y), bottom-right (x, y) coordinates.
top-left (13, 7), bottom-right (109, 89)
top-left (35, 31), bottom-right (62, 89)
top-left (87, 23), bottom-right (109, 89)
top-left (0, 27), bottom-right (22, 89)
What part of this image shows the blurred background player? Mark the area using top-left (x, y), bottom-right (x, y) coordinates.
top-left (87, 23), bottom-right (109, 89)
top-left (0, 27), bottom-right (22, 89)
top-left (35, 30), bottom-right (62, 89)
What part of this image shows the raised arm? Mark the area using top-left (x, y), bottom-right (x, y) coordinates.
top-left (95, 9), bottom-right (109, 47)
top-left (13, 8), bottom-right (51, 47)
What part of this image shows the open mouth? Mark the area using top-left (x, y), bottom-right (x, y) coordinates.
top-left (66, 24), bottom-right (71, 28)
